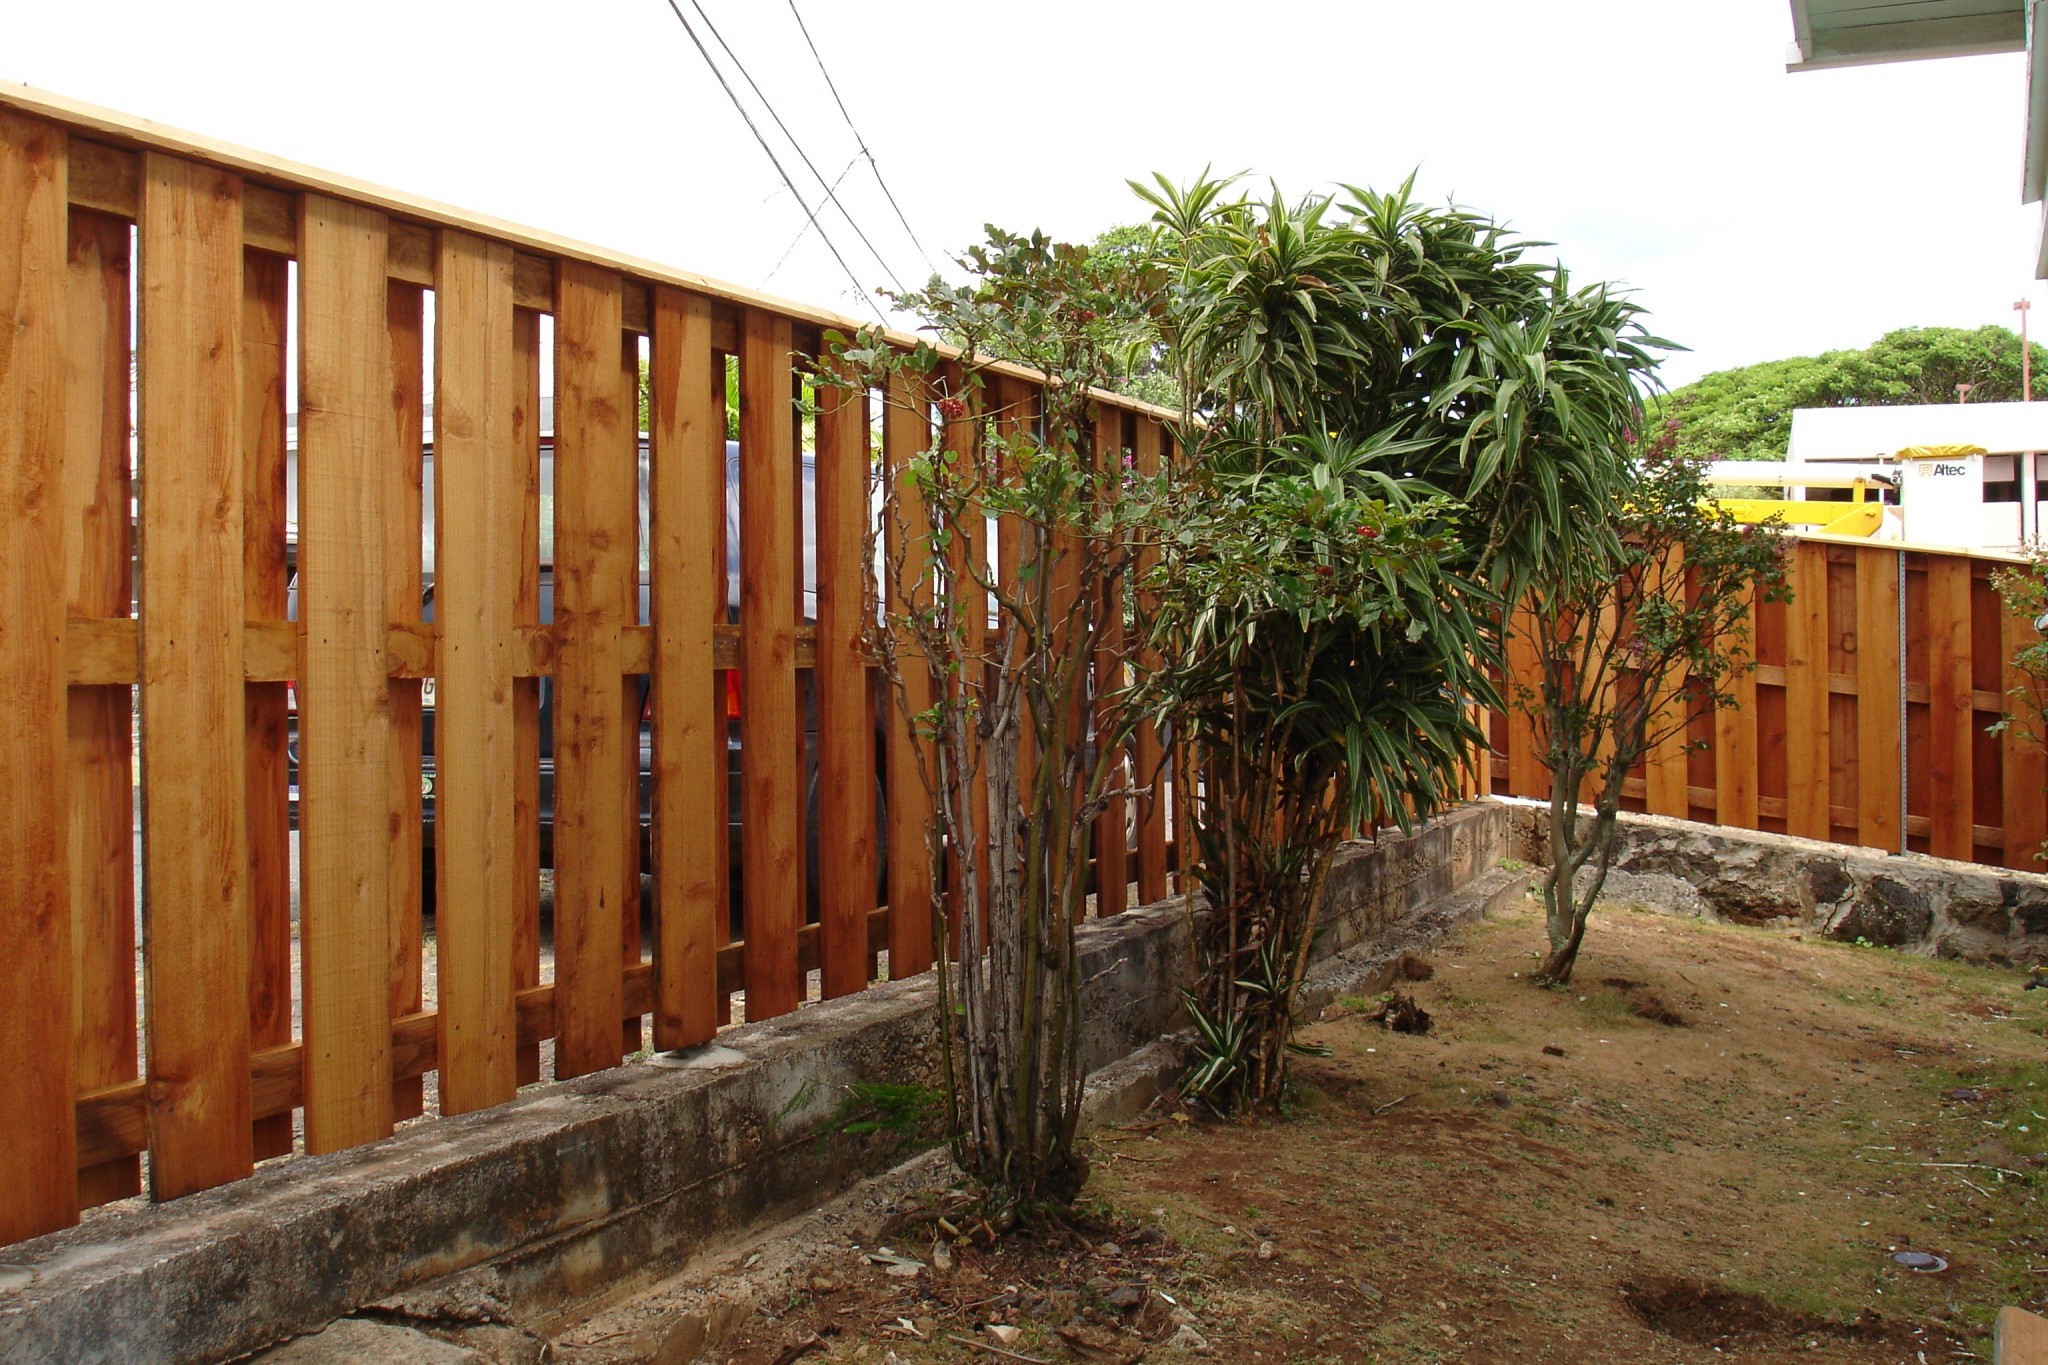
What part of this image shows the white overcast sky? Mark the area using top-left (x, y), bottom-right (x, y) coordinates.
top-left (4, 0), bottom-right (2041, 387)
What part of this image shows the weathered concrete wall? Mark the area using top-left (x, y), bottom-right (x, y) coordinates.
top-left (0, 802), bottom-right (1508, 1365)
top-left (1506, 800), bottom-right (2048, 964)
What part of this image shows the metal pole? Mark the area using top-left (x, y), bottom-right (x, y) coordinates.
top-left (1898, 549), bottom-right (1908, 855)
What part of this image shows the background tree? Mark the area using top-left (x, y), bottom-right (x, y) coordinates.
top-left (1647, 325), bottom-right (2048, 465)
top-left (1519, 450), bottom-right (1787, 983)
top-left (1135, 173), bottom-right (1660, 1108)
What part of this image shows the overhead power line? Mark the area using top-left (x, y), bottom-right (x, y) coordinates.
top-left (657, 0), bottom-right (884, 321)
top-left (785, 0), bottom-right (941, 280)
top-left (763, 154), bottom-right (860, 289)
top-left (682, 0), bottom-right (912, 297)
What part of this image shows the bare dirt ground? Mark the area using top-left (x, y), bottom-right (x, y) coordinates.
top-left (697, 897), bottom-right (2048, 1364)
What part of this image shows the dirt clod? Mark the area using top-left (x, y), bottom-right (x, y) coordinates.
top-left (1367, 991), bottom-right (1432, 1034)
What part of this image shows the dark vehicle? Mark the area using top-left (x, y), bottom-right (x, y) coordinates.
top-left (290, 438), bottom-right (884, 924)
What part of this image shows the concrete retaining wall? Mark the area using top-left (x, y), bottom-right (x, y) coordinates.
top-left (1506, 800), bottom-right (2048, 963)
top-left (0, 801), bottom-right (1510, 1365)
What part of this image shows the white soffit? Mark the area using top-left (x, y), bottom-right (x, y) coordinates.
top-left (1787, 400), bottom-right (2048, 459)
top-left (1786, 0), bottom-right (2023, 72)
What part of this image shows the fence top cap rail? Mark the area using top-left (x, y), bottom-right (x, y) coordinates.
top-left (1786, 528), bottom-right (2029, 563)
top-left (0, 79), bottom-right (1179, 426)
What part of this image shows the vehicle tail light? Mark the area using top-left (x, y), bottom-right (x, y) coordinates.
top-left (726, 670), bottom-right (742, 720)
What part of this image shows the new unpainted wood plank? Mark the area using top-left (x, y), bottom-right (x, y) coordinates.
top-left (1997, 1305), bottom-right (2048, 1365)
top-left (1855, 545), bottom-right (1905, 853)
top-left (814, 356), bottom-right (877, 999)
top-left (883, 368), bottom-right (937, 977)
top-left (739, 310), bottom-right (802, 1017)
top-left (1714, 584), bottom-right (1760, 830)
top-left (64, 206), bottom-right (140, 1206)
top-left (1092, 407), bottom-right (1129, 916)
top-left (619, 331), bottom-right (645, 1057)
top-left (2003, 599), bottom-right (2048, 871)
top-left (296, 191), bottom-right (395, 1153)
top-left (0, 111), bottom-right (79, 1243)
top-left (1131, 417), bottom-right (1168, 906)
top-left (1783, 540), bottom-right (1831, 839)
top-left (1637, 548), bottom-right (1692, 818)
top-left (138, 150), bottom-right (254, 1194)
top-left (240, 244), bottom-right (294, 1161)
top-left (513, 306), bottom-right (543, 1083)
top-left (552, 259), bottom-right (632, 1078)
top-left (1926, 554), bottom-right (1976, 861)
top-left (649, 287), bottom-right (723, 1045)
top-left (1504, 610), bottom-right (1545, 799)
top-left (386, 280), bottom-right (427, 1123)
top-left (433, 230), bottom-right (522, 1111)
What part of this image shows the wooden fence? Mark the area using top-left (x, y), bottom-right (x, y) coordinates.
top-left (0, 85), bottom-right (1192, 1247)
top-left (1489, 536), bottom-right (2048, 870)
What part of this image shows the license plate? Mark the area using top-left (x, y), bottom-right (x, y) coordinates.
top-left (421, 676), bottom-right (437, 708)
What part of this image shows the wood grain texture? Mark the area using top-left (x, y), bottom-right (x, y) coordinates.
top-left (386, 280), bottom-right (426, 1122)
top-left (64, 206), bottom-right (141, 1205)
top-left (551, 259), bottom-right (631, 1078)
top-left (138, 150), bottom-right (254, 1193)
top-left (512, 306), bottom-right (544, 1083)
top-left (1925, 554), bottom-right (1976, 861)
top-left (0, 111), bottom-right (79, 1242)
top-left (432, 230), bottom-right (522, 1111)
top-left (739, 310), bottom-right (802, 1018)
top-left (649, 287), bottom-right (722, 1045)
top-left (240, 244), bottom-right (294, 1160)
top-left (1997, 1305), bottom-right (2048, 1365)
top-left (1505, 611), bottom-right (1545, 799)
top-left (296, 190), bottom-right (395, 1154)
top-left (1855, 546), bottom-right (1905, 853)
top-left (883, 368), bottom-right (937, 977)
top-left (814, 357), bottom-right (877, 999)
top-left (1714, 583), bottom-right (1760, 830)
top-left (1092, 407), bottom-right (1129, 916)
top-left (2002, 599), bottom-right (2048, 871)
top-left (1783, 541), bottom-right (1831, 839)
top-left (1130, 417), bottom-right (1168, 906)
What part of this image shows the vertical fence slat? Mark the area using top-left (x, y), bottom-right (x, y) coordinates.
top-left (1093, 408), bottom-right (1128, 916)
top-left (297, 191), bottom-right (394, 1153)
top-left (2003, 600), bottom-right (2048, 870)
top-left (386, 280), bottom-right (426, 1122)
top-left (240, 245), bottom-right (293, 1162)
top-left (1505, 611), bottom-right (1544, 798)
top-left (553, 259), bottom-right (630, 1077)
top-left (738, 310), bottom-right (802, 1017)
top-left (139, 151), bottom-right (253, 1191)
top-left (67, 206), bottom-right (140, 1204)
top-left (621, 329), bottom-right (646, 1055)
top-left (1784, 541), bottom-right (1831, 839)
top-left (1927, 554), bottom-right (1975, 861)
top-left (883, 369), bottom-right (937, 977)
top-left (1131, 417), bottom-right (1168, 906)
top-left (433, 230), bottom-right (522, 1110)
top-left (0, 111), bottom-right (78, 1242)
top-left (1855, 546), bottom-right (1904, 853)
top-left (512, 306), bottom-right (543, 1084)
top-left (1714, 583), bottom-right (1759, 829)
top-left (815, 357), bottom-right (877, 999)
top-left (649, 287), bottom-right (722, 1043)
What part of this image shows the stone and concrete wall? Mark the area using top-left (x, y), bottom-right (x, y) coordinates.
top-left (0, 801), bottom-right (1512, 1365)
top-left (1506, 799), bottom-right (2048, 964)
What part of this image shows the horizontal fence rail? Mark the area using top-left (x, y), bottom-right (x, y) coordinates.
top-left (1490, 536), bottom-right (2048, 872)
top-left (0, 84), bottom-right (1195, 1247)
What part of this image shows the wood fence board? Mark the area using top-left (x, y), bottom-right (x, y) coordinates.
top-left (138, 150), bottom-right (254, 1192)
top-left (432, 230), bottom-right (522, 1111)
top-left (936, 365), bottom-right (982, 951)
top-left (814, 357), bottom-right (877, 999)
top-left (239, 244), bottom-right (293, 1161)
top-left (1505, 612), bottom-right (1545, 799)
top-left (619, 329), bottom-right (645, 1056)
top-left (1131, 417), bottom-right (1168, 906)
top-left (1927, 554), bottom-right (1976, 860)
top-left (2003, 602), bottom-right (2048, 871)
top-left (1784, 541), bottom-right (1832, 839)
top-left (0, 112), bottom-right (79, 1242)
top-left (1093, 407), bottom-right (1129, 916)
top-left (512, 305), bottom-right (543, 1083)
top-left (386, 280), bottom-right (427, 1122)
top-left (1855, 547), bottom-right (1904, 853)
top-left (1997, 1305), bottom-right (2048, 1365)
top-left (1714, 582), bottom-right (1760, 829)
top-left (296, 191), bottom-right (395, 1154)
top-left (649, 287), bottom-right (722, 1043)
top-left (739, 310), bottom-right (802, 1018)
top-left (883, 369), bottom-right (937, 977)
top-left (64, 206), bottom-right (141, 1204)
top-left (551, 259), bottom-right (631, 1078)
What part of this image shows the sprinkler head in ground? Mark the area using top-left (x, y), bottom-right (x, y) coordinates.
top-left (1891, 1251), bottom-right (1947, 1273)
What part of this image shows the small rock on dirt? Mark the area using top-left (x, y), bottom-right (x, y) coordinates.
top-left (1542, 1044), bottom-right (1567, 1057)
top-left (1256, 1240), bottom-right (1275, 1260)
top-left (985, 1323), bottom-right (1022, 1345)
top-left (1166, 1323), bottom-right (1212, 1354)
top-left (256, 1319), bottom-right (486, 1364)
top-left (1105, 1284), bottom-right (1145, 1311)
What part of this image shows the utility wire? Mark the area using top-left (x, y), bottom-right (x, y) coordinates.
top-left (684, 0), bottom-right (911, 296)
top-left (658, 0), bottom-right (884, 321)
top-left (762, 154), bottom-right (860, 288)
top-left (785, 0), bottom-right (942, 280)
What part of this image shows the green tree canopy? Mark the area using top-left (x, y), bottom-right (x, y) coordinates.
top-left (1650, 325), bottom-right (2048, 464)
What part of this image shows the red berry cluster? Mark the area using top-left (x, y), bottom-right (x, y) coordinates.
top-left (1357, 524), bottom-right (1379, 540)
top-left (1314, 564), bottom-right (1335, 578)
top-left (936, 396), bottom-right (968, 421)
